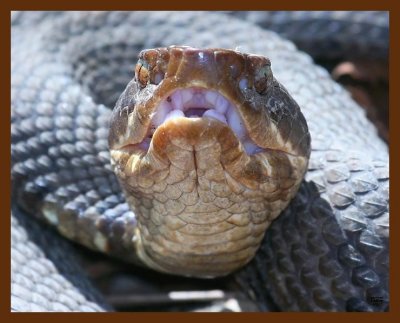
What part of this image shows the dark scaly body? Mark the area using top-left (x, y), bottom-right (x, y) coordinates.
top-left (11, 11), bottom-right (389, 311)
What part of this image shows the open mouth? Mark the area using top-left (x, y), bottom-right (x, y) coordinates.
top-left (139, 87), bottom-right (263, 155)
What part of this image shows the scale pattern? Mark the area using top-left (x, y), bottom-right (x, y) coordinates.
top-left (11, 11), bottom-right (389, 311)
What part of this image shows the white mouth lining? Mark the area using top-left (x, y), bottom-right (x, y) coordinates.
top-left (139, 88), bottom-right (263, 155)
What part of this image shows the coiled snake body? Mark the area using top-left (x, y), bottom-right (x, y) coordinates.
top-left (11, 11), bottom-right (389, 311)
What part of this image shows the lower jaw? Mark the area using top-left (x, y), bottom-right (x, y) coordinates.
top-left (139, 114), bottom-right (264, 156)
top-left (117, 119), bottom-right (282, 276)
top-left (149, 116), bottom-right (244, 153)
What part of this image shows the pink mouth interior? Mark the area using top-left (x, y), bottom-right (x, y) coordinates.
top-left (140, 88), bottom-right (263, 155)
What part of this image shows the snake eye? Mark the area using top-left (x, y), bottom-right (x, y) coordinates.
top-left (135, 60), bottom-right (150, 88)
top-left (254, 64), bottom-right (271, 94)
top-left (248, 55), bottom-right (272, 95)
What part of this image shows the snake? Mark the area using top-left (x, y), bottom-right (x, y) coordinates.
top-left (11, 11), bottom-right (389, 312)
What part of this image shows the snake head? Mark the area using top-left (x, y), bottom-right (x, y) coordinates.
top-left (108, 46), bottom-right (310, 278)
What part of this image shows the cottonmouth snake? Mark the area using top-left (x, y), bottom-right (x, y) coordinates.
top-left (11, 11), bottom-right (389, 311)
